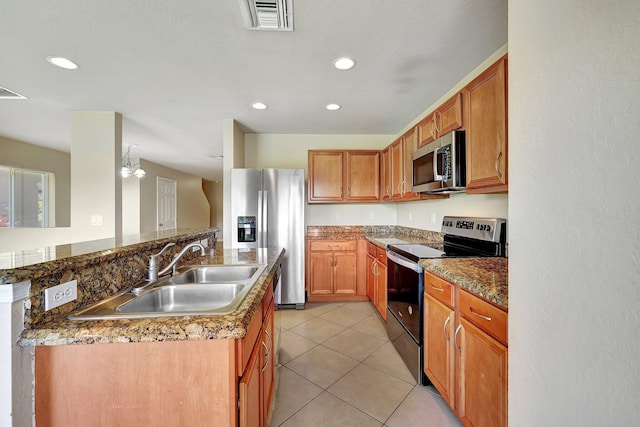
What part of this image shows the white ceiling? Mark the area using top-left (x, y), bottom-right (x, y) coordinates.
top-left (0, 0), bottom-right (507, 181)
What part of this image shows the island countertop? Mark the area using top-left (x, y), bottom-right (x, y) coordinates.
top-left (18, 247), bottom-right (285, 347)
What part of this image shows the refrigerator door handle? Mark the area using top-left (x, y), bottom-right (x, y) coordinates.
top-left (257, 190), bottom-right (264, 248)
top-left (262, 190), bottom-right (268, 247)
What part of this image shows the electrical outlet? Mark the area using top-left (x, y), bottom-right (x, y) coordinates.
top-left (369, 211), bottom-right (375, 220)
top-left (408, 212), bottom-right (413, 222)
top-left (44, 280), bottom-right (78, 311)
top-left (430, 213), bottom-right (437, 224)
top-left (335, 211), bottom-right (340, 220)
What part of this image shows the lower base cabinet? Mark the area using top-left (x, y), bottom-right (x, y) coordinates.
top-left (307, 239), bottom-right (368, 302)
top-left (423, 272), bottom-right (508, 427)
top-left (366, 242), bottom-right (387, 319)
top-left (456, 317), bottom-right (508, 427)
top-left (35, 282), bottom-right (277, 427)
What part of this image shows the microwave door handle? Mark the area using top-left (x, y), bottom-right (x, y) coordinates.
top-left (433, 147), bottom-right (443, 181)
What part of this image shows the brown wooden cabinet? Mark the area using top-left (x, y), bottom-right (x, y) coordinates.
top-left (307, 239), bottom-right (368, 302)
top-left (308, 150), bottom-right (380, 202)
top-left (423, 272), bottom-right (508, 427)
top-left (366, 242), bottom-right (387, 319)
top-left (35, 277), bottom-right (278, 427)
top-left (423, 273), bottom-right (456, 406)
top-left (389, 128), bottom-right (420, 201)
top-left (418, 93), bottom-right (464, 147)
top-left (381, 147), bottom-right (391, 201)
top-left (462, 55), bottom-right (508, 193)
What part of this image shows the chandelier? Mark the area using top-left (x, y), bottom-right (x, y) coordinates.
top-left (121, 146), bottom-right (146, 178)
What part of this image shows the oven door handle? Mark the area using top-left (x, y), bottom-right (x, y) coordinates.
top-left (386, 251), bottom-right (424, 273)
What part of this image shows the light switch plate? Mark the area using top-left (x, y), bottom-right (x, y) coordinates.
top-left (44, 280), bottom-right (78, 311)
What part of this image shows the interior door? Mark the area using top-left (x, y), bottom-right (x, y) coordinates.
top-left (157, 177), bottom-right (177, 231)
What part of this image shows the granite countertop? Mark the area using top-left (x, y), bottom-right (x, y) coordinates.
top-left (0, 227), bottom-right (220, 278)
top-left (420, 257), bottom-right (508, 309)
top-left (18, 247), bottom-right (285, 347)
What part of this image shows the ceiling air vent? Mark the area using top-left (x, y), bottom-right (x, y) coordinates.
top-left (0, 87), bottom-right (27, 100)
top-left (239, 0), bottom-right (293, 31)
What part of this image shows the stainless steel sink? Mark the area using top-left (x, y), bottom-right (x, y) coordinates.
top-left (116, 284), bottom-right (245, 313)
top-left (171, 264), bottom-right (262, 284)
top-left (68, 263), bottom-right (267, 320)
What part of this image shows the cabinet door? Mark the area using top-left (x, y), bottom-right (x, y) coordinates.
top-left (390, 138), bottom-right (404, 199)
top-left (333, 252), bottom-right (357, 295)
top-left (345, 151), bottom-right (380, 201)
top-left (366, 254), bottom-right (376, 301)
top-left (308, 252), bottom-right (334, 295)
top-left (261, 304), bottom-right (275, 426)
top-left (375, 261), bottom-right (387, 320)
top-left (418, 111), bottom-right (438, 147)
top-left (239, 338), bottom-right (262, 427)
top-left (424, 294), bottom-right (455, 407)
top-left (381, 147), bottom-right (391, 200)
top-left (308, 151), bottom-right (344, 201)
top-left (464, 56), bottom-right (508, 193)
top-left (456, 317), bottom-right (508, 427)
top-left (402, 127), bottom-right (420, 200)
top-left (438, 92), bottom-right (463, 137)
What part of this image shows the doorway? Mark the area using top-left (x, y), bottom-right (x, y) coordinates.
top-left (157, 177), bottom-right (177, 231)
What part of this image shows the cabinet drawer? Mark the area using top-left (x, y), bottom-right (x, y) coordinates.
top-left (367, 242), bottom-right (377, 257)
top-left (309, 240), bottom-right (357, 252)
top-left (236, 309), bottom-right (263, 376)
top-left (425, 272), bottom-right (454, 308)
top-left (376, 248), bottom-right (387, 265)
top-left (458, 289), bottom-right (507, 345)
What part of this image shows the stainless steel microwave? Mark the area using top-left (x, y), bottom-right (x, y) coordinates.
top-left (411, 130), bottom-right (466, 194)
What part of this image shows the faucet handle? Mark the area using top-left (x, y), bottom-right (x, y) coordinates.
top-left (150, 243), bottom-right (176, 262)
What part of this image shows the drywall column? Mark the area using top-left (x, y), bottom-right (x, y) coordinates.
top-left (222, 119), bottom-right (245, 248)
top-left (0, 283), bottom-right (31, 427)
top-left (509, 1), bottom-right (640, 426)
top-left (70, 112), bottom-right (123, 240)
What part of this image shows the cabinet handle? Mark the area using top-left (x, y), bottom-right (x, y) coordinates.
top-left (469, 307), bottom-right (492, 321)
top-left (430, 116), bottom-right (436, 139)
top-left (347, 186), bottom-right (351, 197)
top-left (387, 184), bottom-right (391, 198)
top-left (495, 152), bottom-right (503, 179)
top-left (400, 180), bottom-right (406, 197)
top-left (429, 283), bottom-right (444, 292)
top-left (454, 324), bottom-right (462, 353)
top-left (443, 316), bottom-right (451, 342)
top-left (434, 112), bottom-right (441, 134)
top-left (261, 340), bottom-right (269, 372)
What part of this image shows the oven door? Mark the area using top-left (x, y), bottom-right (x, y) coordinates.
top-left (386, 250), bottom-right (424, 344)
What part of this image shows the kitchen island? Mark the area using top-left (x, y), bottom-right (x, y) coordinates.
top-left (2, 228), bottom-right (283, 427)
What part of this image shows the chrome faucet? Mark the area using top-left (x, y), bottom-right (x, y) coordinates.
top-left (157, 242), bottom-right (206, 277)
top-left (147, 243), bottom-right (176, 282)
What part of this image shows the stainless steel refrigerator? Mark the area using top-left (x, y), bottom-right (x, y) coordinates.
top-left (230, 168), bottom-right (305, 309)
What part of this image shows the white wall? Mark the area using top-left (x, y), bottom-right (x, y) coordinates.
top-left (70, 112), bottom-right (122, 240)
top-left (509, 1), bottom-right (640, 426)
top-left (396, 193), bottom-right (508, 231)
top-left (122, 177), bottom-right (141, 236)
top-left (0, 136), bottom-right (71, 227)
top-left (138, 159), bottom-right (210, 233)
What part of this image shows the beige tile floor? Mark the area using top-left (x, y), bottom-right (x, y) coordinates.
top-left (271, 301), bottom-right (462, 427)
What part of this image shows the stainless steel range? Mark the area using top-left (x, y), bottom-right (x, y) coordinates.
top-left (386, 216), bottom-right (507, 384)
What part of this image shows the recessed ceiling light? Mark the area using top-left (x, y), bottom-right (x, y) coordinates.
top-left (252, 102), bottom-right (268, 110)
top-left (333, 57), bottom-right (356, 70)
top-left (47, 56), bottom-right (80, 70)
top-left (326, 103), bottom-right (341, 111)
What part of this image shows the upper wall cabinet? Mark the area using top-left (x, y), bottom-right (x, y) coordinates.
top-left (418, 93), bottom-right (464, 147)
top-left (462, 55), bottom-right (508, 193)
top-left (308, 150), bottom-right (380, 203)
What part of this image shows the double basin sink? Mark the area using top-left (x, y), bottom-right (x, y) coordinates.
top-left (69, 263), bottom-right (267, 320)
